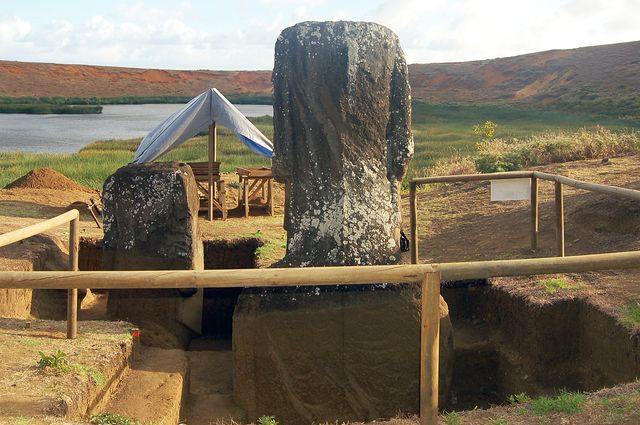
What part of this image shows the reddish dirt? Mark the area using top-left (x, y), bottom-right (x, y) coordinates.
top-left (408, 40), bottom-right (640, 106)
top-left (0, 318), bottom-right (133, 424)
top-left (0, 60), bottom-right (272, 98)
top-left (4, 168), bottom-right (96, 193)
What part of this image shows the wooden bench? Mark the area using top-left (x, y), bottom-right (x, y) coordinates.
top-left (237, 167), bottom-right (274, 217)
top-left (188, 162), bottom-right (227, 220)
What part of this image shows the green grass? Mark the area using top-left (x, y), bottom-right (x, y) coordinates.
top-left (1, 102), bottom-right (639, 189)
top-left (257, 416), bottom-right (278, 425)
top-left (529, 390), bottom-right (586, 415)
top-left (74, 364), bottom-right (106, 386)
top-left (539, 278), bottom-right (575, 294)
top-left (90, 413), bottom-right (139, 425)
top-left (621, 302), bottom-right (640, 327)
top-left (443, 410), bottom-right (460, 425)
top-left (11, 417), bottom-right (30, 425)
top-left (507, 392), bottom-right (532, 404)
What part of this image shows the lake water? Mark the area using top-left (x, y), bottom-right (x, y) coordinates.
top-left (0, 104), bottom-right (273, 154)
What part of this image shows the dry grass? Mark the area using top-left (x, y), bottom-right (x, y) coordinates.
top-left (475, 126), bottom-right (640, 173)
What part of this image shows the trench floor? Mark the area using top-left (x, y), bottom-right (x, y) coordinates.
top-left (183, 338), bottom-right (245, 425)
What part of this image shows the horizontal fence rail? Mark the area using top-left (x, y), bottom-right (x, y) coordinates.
top-left (1, 251), bottom-right (640, 289)
top-left (410, 170), bottom-right (640, 263)
top-left (0, 209), bottom-right (79, 339)
top-left (0, 209), bottom-right (79, 248)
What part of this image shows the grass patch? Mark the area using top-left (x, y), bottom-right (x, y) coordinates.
top-left (11, 417), bottom-right (30, 425)
top-left (475, 126), bottom-right (640, 173)
top-left (256, 416), bottom-right (278, 425)
top-left (74, 364), bottom-right (106, 386)
top-left (507, 392), bottom-right (532, 404)
top-left (90, 413), bottom-right (139, 425)
top-left (621, 302), bottom-right (640, 327)
top-left (529, 390), bottom-right (586, 415)
top-left (539, 278), bottom-right (576, 294)
top-left (443, 410), bottom-right (460, 425)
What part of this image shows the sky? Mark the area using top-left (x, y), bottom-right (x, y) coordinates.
top-left (0, 0), bottom-right (638, 70)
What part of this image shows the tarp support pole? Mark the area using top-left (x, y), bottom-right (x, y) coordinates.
top-left (208, 122), bottom-right (216, 221)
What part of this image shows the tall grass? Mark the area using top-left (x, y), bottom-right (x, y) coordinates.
top-left (475, 126), bottom-right (640, 173)
top-left (409, 101), bottom-right (640, 179)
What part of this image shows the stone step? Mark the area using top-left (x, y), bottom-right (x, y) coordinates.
top-left (97, 347), bottom-right (189, 425)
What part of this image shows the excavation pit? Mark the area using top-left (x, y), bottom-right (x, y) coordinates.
top-left (75, 239), bottom-right (640, 420)
top-left (442, 280), bottom-right (640, 412)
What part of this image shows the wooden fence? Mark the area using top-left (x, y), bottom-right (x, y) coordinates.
top-left (0, 209), bottom-right (79, 339)
top-left (409, 170), bottom-right (640, 263)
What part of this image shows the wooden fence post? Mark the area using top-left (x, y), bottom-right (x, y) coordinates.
top-left (207, 123), bottom-right (216, 221)
top-left (67, 216), bottom-right (79, 339)
top-left (420, 271), bottom-right (440, 425)
top-left (555, 181), bottom-right (565, 257)
top-left (410, 181), bottom-right (418, 264)
top-left (530, 176), bottom-right (538, 251)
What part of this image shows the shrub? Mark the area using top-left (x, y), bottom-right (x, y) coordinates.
top-left (475, 126), bottom-right (640, 173)
top-left (90, 413), bottom-right (138, 425)
top-left (257, 416), bottom-right (278, 425)
top-left (37, 350), bottom-right (69, 375)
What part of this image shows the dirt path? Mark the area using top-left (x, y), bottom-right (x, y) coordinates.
top-left (183, 338), bottom-right (245, 425)
top-left (101, 347), bottom-right (188, 425)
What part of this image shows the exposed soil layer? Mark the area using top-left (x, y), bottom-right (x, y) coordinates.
top-left (0, 318), bottom-right (133, 423)
top-left (79, 237), bottom-right (102, 272)
top-left (4, 168), bottom-right (96, 193)
top-left (442, 281), bottom-right (640, 411)
top-left (101, 347), bottom-right (188, 425)
top-left (201, 238), bottom-right (262, 338)
top-left (203, 238), bottom-right (263, 269)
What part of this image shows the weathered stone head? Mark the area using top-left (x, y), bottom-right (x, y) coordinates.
top-left (272, 21), bottom-right (413, 266)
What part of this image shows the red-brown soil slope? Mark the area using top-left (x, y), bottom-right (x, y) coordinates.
top-left (0, 61), bottom-right (271, 97)
top-left (408, 40), bottom-right (640, 113)
top-left (0, 40), bottom-right (638, 114)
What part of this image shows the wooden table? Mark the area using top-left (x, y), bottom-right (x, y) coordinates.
top-left (237, 167), bottom-right (274, 217)
top-left (188, 161), bottom-right (227, 220)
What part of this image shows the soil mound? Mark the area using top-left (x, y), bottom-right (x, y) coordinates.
top-left (4, 168), bottom-right (93, 192)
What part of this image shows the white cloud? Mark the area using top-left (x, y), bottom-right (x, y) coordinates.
top-left (0, 17), bottom-right (31, 43)
top-left (0, 0), bottom-right (638, 69)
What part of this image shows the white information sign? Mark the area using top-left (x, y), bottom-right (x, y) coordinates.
top-left (490, 178), bottom-right (531, 202)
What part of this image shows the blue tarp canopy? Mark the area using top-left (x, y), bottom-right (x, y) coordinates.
top-left (133, 88), bottom-right (273, 163)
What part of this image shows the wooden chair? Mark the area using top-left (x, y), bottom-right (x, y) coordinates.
top-left (187, 162), bottom-right (227, 220)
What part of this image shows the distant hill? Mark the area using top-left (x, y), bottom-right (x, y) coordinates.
top-left (0, 40), bottom-right (638, 116)
top-left (408, 40), bottom-right (640, 117)
top-left (0, 61), bottom-right (271, 98)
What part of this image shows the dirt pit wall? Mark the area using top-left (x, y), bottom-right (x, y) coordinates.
top-left (442, 281), bottom-right (640, 410)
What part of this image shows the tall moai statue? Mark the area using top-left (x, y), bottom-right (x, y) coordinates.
top-left (272, 20), bottom-right (413, 266)
top-left (234, 22), bottom-right (454, 425)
